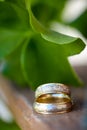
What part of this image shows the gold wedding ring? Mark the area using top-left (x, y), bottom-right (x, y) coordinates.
top-left (33, 83), bottom-right (72, 114)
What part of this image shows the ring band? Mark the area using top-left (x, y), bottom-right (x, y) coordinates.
top-left (34, 102), bottom-right (72, 114)
top-left (35, 83), bottom-right (71, 99)
top-left (34, 83), bottom-right (72, 114)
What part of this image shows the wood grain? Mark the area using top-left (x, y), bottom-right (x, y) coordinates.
top-left (0, 66), bottom-right (87, 130)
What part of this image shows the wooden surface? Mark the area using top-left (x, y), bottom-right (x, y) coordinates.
top-left (0, 66), bottom-right (87, 130)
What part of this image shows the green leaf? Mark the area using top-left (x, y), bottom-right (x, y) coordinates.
top-left (0, 1), bottom-right (29, 30)
top-left (0, 29), bottom-right (26, 59)
top-left (20, 1), bottom-right (85, 89)
top-left (0, 1), bottom-right (29, 59)
top-left (0, 120), bottom-right (21, 130)
top-left (0, 0), bottom-right (86, 90)
top-left (21, 35), bottom-right (84, 90)
top-left (31, 0), bottom-right (67, 25)
top-left (1, 43), bottom-right (27, 86)
top-left (41, 30), bottom-right (85, 56)
top-left (5, 0), bottom-right (26, 8)
top-left (27, 3), bottom-right (86, 58)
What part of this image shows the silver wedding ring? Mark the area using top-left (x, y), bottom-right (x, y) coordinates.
top-left (33, 83), bottom-right (72, 114)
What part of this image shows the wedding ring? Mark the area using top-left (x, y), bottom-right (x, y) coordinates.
top-left (35, 83), bottom-right (71, 98)
top-left (33, 83), bottom-right (72, 114)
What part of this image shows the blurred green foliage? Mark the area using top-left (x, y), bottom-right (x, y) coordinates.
top-left (0, 0), bottom-right (86, 90)
top-left (0, 120), bottom-right (21, 130)
top-left (70, 10), bottom-right (87, 38)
